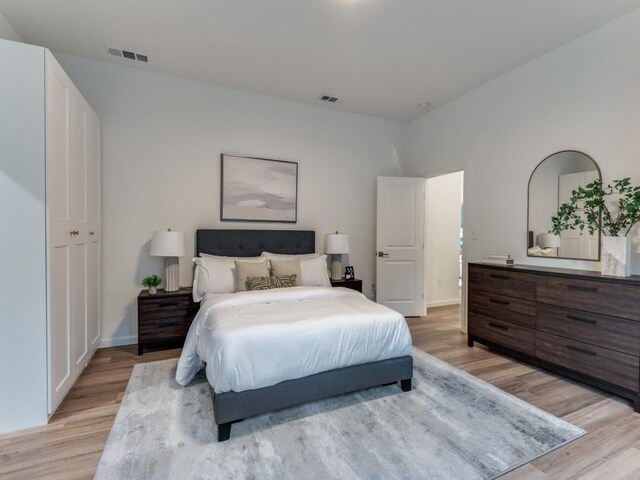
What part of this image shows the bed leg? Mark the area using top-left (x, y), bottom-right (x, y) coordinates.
top-left (400, 378), bottom-right (412, 392)
top-left (218, 422), bottom-right (232, 442)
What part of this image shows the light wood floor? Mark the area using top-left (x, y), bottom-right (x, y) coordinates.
top-left (2, 304), bottom-right (639, 479)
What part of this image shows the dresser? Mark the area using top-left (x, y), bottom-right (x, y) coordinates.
top-left (468, 262), bottom-right (640, 412)
top-left (1, 40), bottom-right (101, 433)
top-left (138, 288), bottom-right (199, 355)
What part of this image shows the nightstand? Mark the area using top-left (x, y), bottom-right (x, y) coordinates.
top-left (137, 288), bottom-right (199, 355)
top-left (330, 278), bottom-right (363, 293)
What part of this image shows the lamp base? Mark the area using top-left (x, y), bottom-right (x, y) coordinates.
top-left (330, 256), bottom-right (344, 281)
top-left (164, 257), bottom-right (180, 292)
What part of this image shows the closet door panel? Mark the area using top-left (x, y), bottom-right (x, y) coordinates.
top-left (68, 94), bottom-right (88, 372)
top-left (46, 54), bottom-right (73, 412)
top-left (87, 113), bottom-right (101, 352)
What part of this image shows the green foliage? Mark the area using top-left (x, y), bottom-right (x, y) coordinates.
top-left (551, 178), bottom-right (640, 237)
top-left (142, 274), bottom-right (162, 288)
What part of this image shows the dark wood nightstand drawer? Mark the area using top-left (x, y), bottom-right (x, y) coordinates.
top-left (468, 313), bottom-right (535, 356)
top-left (469, 289), bottom-right (536, 329)
top-left (537, 303), bottom-right (640, 356)
top-left (536, 331), bottom-right (639, 391)
top-left (330, 278), bottom-right (362, 293)
top-left (537, 276), bottom-right (639, 321)
top-left (468, 265), bottom-right (537, 301)
top-left (137, 288), bottom-right (198, 355)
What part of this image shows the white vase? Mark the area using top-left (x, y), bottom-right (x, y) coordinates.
top-left (601, 236), bottom-right (631, 277)
top-left (148, 286), bottom-right (157, 295)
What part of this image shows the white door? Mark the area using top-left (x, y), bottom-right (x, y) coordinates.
top-left (86, 112), bottom-right (101, 354)
top-left (46, 53), bottom-right (74, 412)
top-left (376, 177), bottom-right (425, 316)
top-left (558, 171), bottom-right (598, 259)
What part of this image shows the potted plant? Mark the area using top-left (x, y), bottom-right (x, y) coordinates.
top-left (551, 178), bottom-right (640, 277)
top-left (142, 275), bottom-right (162, 294)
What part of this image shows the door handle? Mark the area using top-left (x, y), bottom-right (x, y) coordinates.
top-left (377, 251), bottom-right (389, 258)
top-left (70, 230), bottom-right (79, 236)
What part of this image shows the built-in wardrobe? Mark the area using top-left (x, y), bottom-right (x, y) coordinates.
top-left (0, 38), bottom-right (101, 433)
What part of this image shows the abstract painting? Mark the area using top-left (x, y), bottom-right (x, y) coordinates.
top-left (220, 153), bottom-right (298, 223)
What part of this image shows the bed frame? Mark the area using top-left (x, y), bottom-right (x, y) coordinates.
top-left (195, 229), bottom-right (414, 441)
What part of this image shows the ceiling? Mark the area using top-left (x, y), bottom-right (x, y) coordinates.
top-left (2, 0), bottom-right (639, 121)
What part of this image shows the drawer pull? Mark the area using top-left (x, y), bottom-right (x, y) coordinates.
top-left (566, 314), bottom-right (597, 325)
top-left (567, 345), bottom-right (597, 356)
top-left (489, 298), bottom-right (510, 305)
top-left (489, 274), bottom-right (510, 280)
top-left (567, 285), bottom-right (598, 292)
top-left (488, 322), bottom-right (509, 331)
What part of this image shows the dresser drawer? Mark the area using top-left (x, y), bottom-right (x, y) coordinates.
top-left (537, 276), bottom-right (639, 321)
top-left (139, 315), bottom-right (193, 341)
top-left (468, 266), bottom-right (537, 301)
top-left (537, 304), bottom-right (640, 356)
top-left (469, 289), bottom-right (536, 328)
top-left (469, 313), bottom-right (535, 356)
top-left (536, 332), bottom-right (639, 391)
top-left (139, 297), bottom-right (195, 312)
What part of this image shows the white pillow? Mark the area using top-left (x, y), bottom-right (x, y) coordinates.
top-left (192, 255), bottom-right (263, 301)
top-left (260, 252), bottom-right (329, 286)
top-left (301, 255), bottom-right (331, 286)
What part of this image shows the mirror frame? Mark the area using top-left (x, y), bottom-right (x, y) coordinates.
top-left (526, 150), bottom-right (602, 262)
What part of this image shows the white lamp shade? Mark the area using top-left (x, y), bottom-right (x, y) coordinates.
top-left (325, 233), bottom-right (350, 254)
top-left (150, 230), bottom-right (185, 257)
top-left (539, 233), bottom-right (562, 248)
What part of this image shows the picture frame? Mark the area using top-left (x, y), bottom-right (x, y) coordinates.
top-left (220, 153), bottom-right (298, 223)
top-left (344, 266), bottom-right (355, 281)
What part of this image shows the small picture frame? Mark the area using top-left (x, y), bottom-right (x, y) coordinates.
top-left (344, 266), bottom-right (355, 281)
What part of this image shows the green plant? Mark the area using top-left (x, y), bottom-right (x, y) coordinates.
top-left (551, 178), bottom-right (640, 237)
top-left (142, 274), bottom-right (162, 288)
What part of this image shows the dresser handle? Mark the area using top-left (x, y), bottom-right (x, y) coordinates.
top-left (489, 274), bottom-right (510, 280)
top-left (566, 314), bottom-right (597, 325)
top-left (488, 322), bottom-right (509, 331)
top-left (567, 285), bottom-right (598, 292)
top-left (489, 298), bottom-right (510, 305)
top-left (567, 345), bottom-right (597, 356)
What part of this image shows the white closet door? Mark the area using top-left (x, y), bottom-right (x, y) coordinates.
top-left (69, 93), bottom-right (89, 373)
top-left (46, 53), bottom-right (74, 412)
top-left (86, 112), bottom-right (101, 354)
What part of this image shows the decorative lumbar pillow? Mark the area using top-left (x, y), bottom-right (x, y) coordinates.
top-left (235, 258), bottom-right (270, 292)
top-left (269, 257), bottom-right (301, 285)
top-left (246, 275), bottom-right (297, 291)
top-left (192, 255), bottom-right (263, 301)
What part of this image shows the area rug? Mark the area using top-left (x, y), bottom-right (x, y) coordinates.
top-left (94, 348), bottom-right (585, 480)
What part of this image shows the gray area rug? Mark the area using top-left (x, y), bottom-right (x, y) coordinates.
top-left (94, 348), bottom-right (585, 480)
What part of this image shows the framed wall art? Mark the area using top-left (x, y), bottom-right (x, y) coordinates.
top-left (220, 153), bottom-right (298, 223)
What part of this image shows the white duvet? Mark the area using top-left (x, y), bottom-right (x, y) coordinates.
top-left (176, 286), bottom-right (412, 393)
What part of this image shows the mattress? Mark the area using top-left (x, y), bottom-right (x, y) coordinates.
top-left (176, 286), bottom-right (412, 393)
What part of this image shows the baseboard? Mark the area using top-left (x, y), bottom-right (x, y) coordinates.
top-left (427, 298), bottom-right (461, 308)
top-left (99, 335), bottom-right (137, 348)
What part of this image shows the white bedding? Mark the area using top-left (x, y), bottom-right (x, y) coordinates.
top-left (176, 286), bottom-right (412, 393)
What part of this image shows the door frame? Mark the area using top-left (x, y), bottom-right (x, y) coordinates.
top-left (424, 164), bottom-right (467, 333)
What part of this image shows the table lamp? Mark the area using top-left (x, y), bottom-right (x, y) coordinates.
top-left (150, 229), bottom-right (185, 292)
top-left (539, 232), bottom-right (562, 256)
top-left (325, 232), bottom-right (350, 281)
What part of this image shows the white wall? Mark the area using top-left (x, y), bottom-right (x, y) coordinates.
top-left (0, 10), bottom-right (22, 42)
top-left (56, 53), bottom-right (404, 346)
top-left (425, 172), bottom-right (464, 307)
top-left (426, 171), bottom-right (463, 307)
top-left (404, 8), bottom-right (640, 291)
top-left (0, 40), bottom-right (47, 433)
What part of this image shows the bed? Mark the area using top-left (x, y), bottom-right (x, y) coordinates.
top-left (177, 229), bottom-right (414, 441)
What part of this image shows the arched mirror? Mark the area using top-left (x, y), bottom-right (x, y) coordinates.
top-left (527, 150), bottom-right (601, 260)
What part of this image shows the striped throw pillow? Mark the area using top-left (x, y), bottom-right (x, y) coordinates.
top-left (246, 274), bottom-right (297, 291)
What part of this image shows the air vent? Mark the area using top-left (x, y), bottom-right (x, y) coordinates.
top-left (105, 45), bottom-right (149, 63)
top-left (318, 94), bottom-right (341, 104)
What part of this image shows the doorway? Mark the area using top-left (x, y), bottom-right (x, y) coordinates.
top-left (424, 171), bottom-right (464, 326)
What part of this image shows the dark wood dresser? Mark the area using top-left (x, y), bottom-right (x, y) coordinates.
top-left (137, 288), bottom-right (199, 355)
top-left (330, 278), bottom-right (363, 293)
top-left (468, 262), bottom-right (640, 412)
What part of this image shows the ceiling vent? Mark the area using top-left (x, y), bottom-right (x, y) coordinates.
top-left (318, 94), bottom-right (341, 104)
top-left (105, 46), bottom-right (149, 63)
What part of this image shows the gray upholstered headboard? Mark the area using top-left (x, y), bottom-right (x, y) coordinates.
top-left (195, 229), bottom-right (315, 257)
